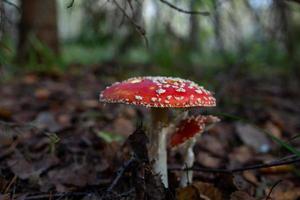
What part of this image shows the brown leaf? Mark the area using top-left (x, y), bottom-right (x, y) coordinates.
top-left (230, 191), bottom-right (256, 200)
top-left (242, 171), bottom-right (259, 186)
top-left (196, 152), bottom-right (221, 168)
top-left (47, 164), bottom-right (99, 192)
top-left (34, 88), bottom-right (50, 100)
top-left (7, 151), bottom-right (35, 180)
top-left (0, 194), bottom-right (10, 200)
top-left (0, 107), bottom-right (12, 120)
top-left (7, 151), bottom-right (59, 180)
top-left (177, 182), bottom-right (223, 200)
top-left (269, 187), bottom-right (300, 200)
top-left (259, 164), bottom-right (295, 174)
top-left (263, 122), bottom-right (282, 139)
top-left (229, 146), bottom-right (253, 164)
top-left (22, 74), bottom-right (38, 85)
top-left (34, 112), bottom-right (62, 132)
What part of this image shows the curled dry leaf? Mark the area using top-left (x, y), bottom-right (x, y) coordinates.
top-left (177, 181), bottom-right (222, 200)
top-left (230, 191), bottom-right (256, 200)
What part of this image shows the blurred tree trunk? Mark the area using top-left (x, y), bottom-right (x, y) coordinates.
top-left (272, 0), bottom-right (294, 58)
top-left (17, 0), bottom-right (59, 63)
top-left (212, 0), bottom-right (224, 53)
top-left (272, 0), bottom-right (300, 77)
top-left (188, 0), bottom-right (200, 50)
top-left (0, 0), bottom-right (4, 40)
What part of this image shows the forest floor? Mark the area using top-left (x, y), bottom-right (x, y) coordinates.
top-left (0, 64), bottom-right (300, 200)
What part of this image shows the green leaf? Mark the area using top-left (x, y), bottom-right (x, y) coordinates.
top-left (96, 131), bottom-right (124, 143)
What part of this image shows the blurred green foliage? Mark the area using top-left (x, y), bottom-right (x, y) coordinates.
top-left (1, 0), bottom-right (300, 80)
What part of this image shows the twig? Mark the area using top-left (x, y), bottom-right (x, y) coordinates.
top-left (67, 0), bottom-right (75, 8)
top-left (106, 157), bottom-right (135, 192)
top-left (112, 0), bottom-right (149, 47)
top-left (23, 192), bottom-right (89, 200)
top-left (159, 0), bottom-right (210, 15)
top-left (4, 175), bottom-right (17, 194)
top-left (169, 155), bottom-right (300, 173)
top-left (3, 0), bottom-right (21, 12)
top-left (265, 180), bottom-right (282, 200)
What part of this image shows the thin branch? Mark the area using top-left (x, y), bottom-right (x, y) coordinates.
top-left (106, 157), bottom-right (135, 192)
top-left (169, 155), bottom-right (300, 173)
top-left (265, 180), bottom-right (282, 200)
top-left (159, 0), bottom-right (210, 15)
top-left (112, 0), bottom-right (148, 47)
top-left (67, 0), bottom-right (75, 8)
top-left (3, 0), bottom-right (21, 12)
top-left (285, 0), bottom-right (300, 4)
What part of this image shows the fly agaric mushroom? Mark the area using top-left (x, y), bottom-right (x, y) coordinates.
top-left (99, 76), bottom-right (216, 187)
top-left (170, 115), bottom-right (220, 186)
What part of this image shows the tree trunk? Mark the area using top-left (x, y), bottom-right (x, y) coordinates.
top-left (188, 0), bottom-right (200, 50)
top-left (0, 0), bottom-right (4, 41)
top-left (17, 0), bottom-right (59, 63)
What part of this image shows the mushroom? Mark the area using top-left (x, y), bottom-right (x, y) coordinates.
top-left (99, 76), bottom-right (216, 187)
top-left (170, 115), bottom-right (220, 186)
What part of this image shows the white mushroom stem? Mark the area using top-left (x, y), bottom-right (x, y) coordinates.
top-left (149, 108), bottom-right (169, 188)
top-left (180, 138), bottom-right (196, 187)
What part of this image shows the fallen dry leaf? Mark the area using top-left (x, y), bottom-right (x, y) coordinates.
top-left (47, 164), bottom-right (99, 192)
top-left (263, 122), bottom-right (282, 139)
top-left (34, 112), bottom-right (62, 132)
top-left (196, 151), bottom-right (221, 168)
top-left (0, 194), bottom-right (10, 200)
top-left (177, 182), bottom-right (223, 200)
top-left (235, 123), bottom-right (271, 153)
top-left (230, 191), bottom-right (256, 200)
top-left (0, 107), bottom-right (12, 120)
top-left (269, 187), bottom-right (300, 200)
top-left (35, 88), bottom-right (50, 100)
top-left (259, 164), bottom-right (295, 174)
top-left (22, 74), bottom-right (38, 85)
top-left (7, 151), bottom-right (35, 180)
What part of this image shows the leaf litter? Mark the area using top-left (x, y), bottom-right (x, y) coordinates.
top-left (0, 69), bottom-right (299, 199)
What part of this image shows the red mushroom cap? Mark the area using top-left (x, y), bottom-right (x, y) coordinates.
top-left (170, 116), bottom-right (205, 147)
top-left (170, 115), bottom-right (220, 147)
top-left (99, 76), bottom-right (216, 108)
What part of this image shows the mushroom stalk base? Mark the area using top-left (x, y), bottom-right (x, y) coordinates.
top-left (180, 138), bottom-right (196, 187)
top-left (149, 108), bottom-right (169, 188)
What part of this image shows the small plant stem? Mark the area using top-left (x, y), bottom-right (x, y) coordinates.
top-left (149, 108), bottom-right (169, 187)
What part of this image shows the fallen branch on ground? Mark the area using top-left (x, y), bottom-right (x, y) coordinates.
top-left (169, 155), bottom-right (300, 173)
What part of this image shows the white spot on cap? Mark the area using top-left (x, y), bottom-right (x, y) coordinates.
top-left (195, 90), bottom-right (203, 94)
top-left (156, 88), bottom-right (166, 94)
top-left (130, 78), bottom-right (142, 83)
top-left (176, 88), bottom-right (186, 92)
top-left (151, 97), bottom-right (158, 102)
top-left (174, 96), bottom-right (184, 101)
top-left (135, 95), bottom-right (143, 100)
